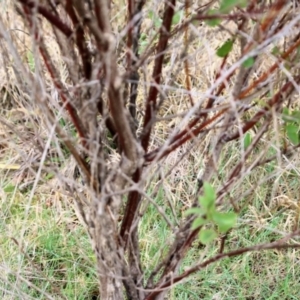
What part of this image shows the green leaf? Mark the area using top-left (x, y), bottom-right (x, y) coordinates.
top-left (199, 182), bottom-right (216, 212)
top-left (148, 10), bottom-right (162, 28)
top-left (284, 62), bottom-right (291, 71)
top-left (45, 172), bottom-right (55, 180)
top-left (191, 217), bottom-right (207, 229)
top-left (205, 10), bottom-right (221, 27)
top-left (271, 46), bottom-right (280, 55)
top-left (140, 32), bottom-right (147, 41)
top-left (203, 182), bottom-right (216, 200)
top-left (172, 11), bottom-right (183, 25)
top-left (285, 123), bottom-right (300, 145)
top-left (59, 117), bottom-right (66, 127)
top-left (199, 229), bottom-right (217, 244)
top-left (184, 207), bottom-right (204, 216)
top-left (156, 187), bottom-right (164, 202)
top-left (216, 40), bottom-right (234, 57)
top-left (27, 51), bottom-right (35, 72)
top-left (282, 107), bottom-right (290, 122)
top-left (4, 184), bottom-right (16, 193)
top-left (220, 0), bottom-right (247, 13)
top-left (212, 211), bottom-right (237, 233)
top-left (243, 132), bottom-right (252, 150)
top-left (296, 46), bottom-right (300, 62)
top-left (242, 57), bottom-right (255, 68)
top-left (139, 40), bottom-right (148, 55)
top-left (191, 19), bottom-right (200, 26)
top-left (291, 110), bottom-right (300, 124)
top-left (282, 109), bottom-right (300, 124)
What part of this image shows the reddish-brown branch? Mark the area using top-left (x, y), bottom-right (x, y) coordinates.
top-left (168, 2), bottom-right (257, 146)
top-left (94, 0), bottom-right (111, 33)
top-left (239, 37), bottom-right (300, 99)
top-left (156, 224), bottom-right (200, 285)
top-left (141, 0), bottom-right (176, 152)
top-left (17, 0), bottom-right (73, 37)
top-left (81, 0), bottom-right (138, 162)
top-left (145, 32), bottom-right (300, 163)
top-left (39, 46), bottom-right (88, 147)
top-left (145, 109), bottom-right (225, 162)
top-left (126, 0), bottom-right (134, 69)
top-left (183, 0), bottom-right (194, 107)
top-left (119, 169), bottom-right (141, 246)
top-left (120, 0), bottom-right (176, 249)
top-left (260, 0), bottom-right (288, 33)
top-left (202, 0), bottom-right (257, 112)
top-left (132, 4), bottom-right (262, 74)
top-left (241, 0), bottom-right (288, 54)
top-left (89, 0), bottom-right (138, 163)
top-left (136, 0), bottom-right (285, 117)
top-left (150, 74), bottom-right (299, 291)
top-left (155, 76), bottom-right (298, 289)
top-left (218, 120), bottom-right (271, 196)
top-left (227, 79), bottom-right (298, 143)
top-left (146, 235), bottom-right (300, 299)
top-left (65, 0), bottom-right (92, 79)
top-left (21, 4), bottom-right (88, 148)
top-left (126, 1), bottom-right (145, 120)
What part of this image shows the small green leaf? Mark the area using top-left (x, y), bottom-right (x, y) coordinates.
top-left (243, 132), bottom-right (252, 150)
top-left (285, 123), bottom-right (300, 145)
top-left (156, 187), bottom-right (164, 202)
top-left (212, 211), bottom-right (237, 233)
top-left (199, 229), bottom-right (217, 244)
top-left (148, 10), bottom-right (162, 28)
top-left (199, 182), bottom-right (216, 212)
top-left (295, 46), bottom-right (300, 62)
top-left (140, 33), bottom-right (147, 41)
top-left (220, 0), bottom-right (247, 13)
top-left (191, 217), bottom-right (207, 229)
top-left (59, 117), bottom-right (66, 127)
top-left (291, 110), bottom-right (300, 124)
top-left (203, 182), bottom-right (216, 201)
top-left (216, 40), bottom-right (234, 57)
top-left (191, 19), bottom-right (200, 26)
top-left (4, 184), bottom-right (16, 193)
top-left (27, 51), bottom-right (35, 72)
top-left (282, 107), bottom-right (290, 122)
top-left (281, 109), bottom-right (300, 124)
top-left (205, 10), bottom-right (221, 27)
top-left (139, 40), bottom-right (148, 55)
top-left (45, 172), bottom-right (55, 180)
top-left (271, 46), bottom-right (280, 55)
top-left (242, 57), bottom-right (255, 68)
top-left (172, 11), bottom-right (182, 25)
top-left (284, 62), bottom-right (291, 71)
top-left (184, 207), bottom-right (204, 216)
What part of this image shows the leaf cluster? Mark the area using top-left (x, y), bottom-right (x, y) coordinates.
top-left (185, 182), bottom-right (237, 244)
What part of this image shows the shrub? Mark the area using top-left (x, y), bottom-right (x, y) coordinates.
top-left (1, 0), bottom-right (300, 299)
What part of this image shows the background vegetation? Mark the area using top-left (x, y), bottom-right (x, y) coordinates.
top-left (0, 0), bottom-right (300, 299)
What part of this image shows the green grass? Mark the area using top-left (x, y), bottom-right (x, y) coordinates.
top-left (1, 138), bottom-right (299, 299)
top-left (0, 188), bottom-right (98, 299)
top-left (137, 149), bottom-right (300, 299)
top-left (2, 176), bottom-right (296, 299)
